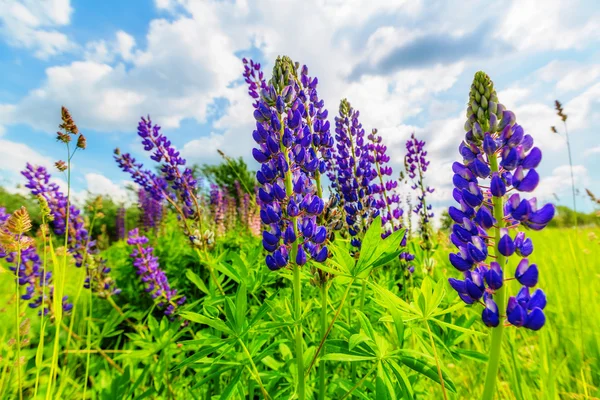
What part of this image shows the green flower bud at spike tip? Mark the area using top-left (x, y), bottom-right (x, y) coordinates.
top-left (271, 55), bottom-right (297, 93)
top-left (339, 98), bottom-right (351, 117)
top-left (466, 71), bottom-right (506, 143)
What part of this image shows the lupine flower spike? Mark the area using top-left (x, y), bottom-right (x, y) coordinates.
top-left (127, 229), bottom-right (185, 318)
top-left (331, 99), bottom-right (378, 248)
top-left (447, 72), bottom-right (554, 399)
top-left (405, 133), bottom-right (435, 250)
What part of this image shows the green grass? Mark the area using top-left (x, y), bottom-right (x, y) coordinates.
top-left (0, 226), bottom-right (598, 398)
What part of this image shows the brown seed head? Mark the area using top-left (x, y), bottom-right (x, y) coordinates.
top-left (55, 160), bottom-right (67, 172)
top-left (59, 106), bottom-right (79, 135)
top-left (57, 132), bottom-right (71, 143)
top-left (7, 207), bottom-right (32, 235)
top-left (76, 134), bottom-right (87, 149)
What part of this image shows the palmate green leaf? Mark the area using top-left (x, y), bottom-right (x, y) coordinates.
top-left (185, 269), bottom-right (209, 294)
top-left (355, 217), bottom-right (405, 277)
top-left (180, 311), bottom-right (233, 335)
top-left (227, 251), bottom-right (249, 285)
top-left (376, 362), bottom-right (391, 400)
top-left (399, 352), bottom-right (457, 393)
top-left (327, 241), bottom-right (355, 275)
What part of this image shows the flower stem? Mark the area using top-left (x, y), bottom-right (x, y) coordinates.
top-left (482, 153), bottom-right (507, 400)
top-left (318, 282), bottom-right (328, 400)
top-left (14, 243), bottom-right (23, 400)
top-left (293, 263), bottom-right (305, 400)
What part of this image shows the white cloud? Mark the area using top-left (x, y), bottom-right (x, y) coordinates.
top-left (0, 0), bottom-right (75, 59)
top-left (537, 60), bottom-right (600, 93)
top-left (535, 164), bottom-right (589, 205)
top-left (496, 0), bottom-right (600, 52)
top-left (584, 146), bottom-right (600, 157)
top-left (84, 173), bottom-right (136, 205)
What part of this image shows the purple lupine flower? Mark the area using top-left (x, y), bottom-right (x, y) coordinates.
top-left (0, 209), bottom-right (72, 316)
top-left (405, 133), bottom-right (435, 247)
top-left (243, 58), bottom-right (267, 109)
top-left (114, 150), bottom-right (168, 202)
top-left (331, 99), bottom-right (378, 248)
top-left (138, 189), bottom-right (163, 231)
top-left (20, 164), bottom-right (120, 297)
top-left (127, 228), bottom-right (185, 318)
top-left (116, 207), bottom-right (126, 240)
top-left (447, 72), bottom-right (554, 331)
top-left (367, 129), bottom-right (404, 240)
top-left (137, 117), bottom-right (199, 219)
top-left (251, 56), bottom-right (328, 270)
top-left (209, 184), bottom-right (227, 236)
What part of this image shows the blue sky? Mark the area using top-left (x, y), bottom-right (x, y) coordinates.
top-left (0, 0), bottom-right (599, 215)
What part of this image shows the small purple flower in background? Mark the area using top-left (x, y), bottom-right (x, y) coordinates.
top-left (21, 164), bottom-right (120, 297)
top-left (116, 207), bottom-right (126, 240)
top-left (367, 129), bottom-right (404, 240)
top-left (447, 71), bottom-right (554, 335)
top-left (405, 133), bottom-right (435, 249)
top-left (138, 189), bottom-right (164, 231)
top-left (251, 56), bottom-right (328, 270)
top-left (127, 228), bottom-right (185, 318)
top-left (331, 99), bottom-right (378, 248)
top-left (209, 184), bottom-right (226, 236)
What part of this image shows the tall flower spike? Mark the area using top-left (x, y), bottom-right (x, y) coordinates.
top-left (127, 229), bottom-right (185, 318)
top-left (367, 129), bottom-right (404, 239)
top-left (405, 133), bottom-right (434, 248)
top-left (21, 164), bottom-right (120, 297)
top-left (448, 71), bottom-right (554, 399)
top-left (251, 55), bottom-right (328, 270)
top-left (331, 99), bottom-right (378, 248)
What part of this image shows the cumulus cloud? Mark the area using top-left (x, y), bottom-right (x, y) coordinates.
top-left (0, 0), bottom-right (75, 58)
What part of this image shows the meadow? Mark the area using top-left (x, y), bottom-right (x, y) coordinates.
top-left (0, 57), bottom-right (598, 400)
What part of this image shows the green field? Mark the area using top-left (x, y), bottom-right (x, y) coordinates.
top-left (1, 224), bottom-right (598, 399)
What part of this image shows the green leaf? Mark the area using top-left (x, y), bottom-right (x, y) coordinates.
top-left (235, 284), bottom-right (247, 333)
top-left (172, 342), bottom-right (230, 371)
top-left (349, 332), bottom-right (372, 351)
top-left (180, 312), bottom-right (233, 335)
top-left (186, 269), bottom-right (209, 294)
top-left (355, 216), bottom-right (382, 273)
top-left (400, 353), bottom-right (457, 393)
top-left (387, 360), bottom-right (414, 399)
top-left (321, 353), bottom-right (377, 362)
top-left (220, 369), bottom-right (242, 400)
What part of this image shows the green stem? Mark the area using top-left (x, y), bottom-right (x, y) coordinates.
top-left (83, 289), bottom-right (93, 399)
top-left (425, 321), bottom-right (448, 400)
top-left (482, 153), bottom-right (507, 400)
top-left (238, 339), bottom-right (271, 400)
top-left (293, 264), bottom-right (305, 400)
top-left (14, 244), bottom-right (23, 400)
top-left (562, 121), bottom-right (577, 228)
top-left (318, 283), bottom-right (328, 400)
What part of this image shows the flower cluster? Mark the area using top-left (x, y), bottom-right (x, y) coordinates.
top-left (21, 164), bottom-right (120, 297)
top-left (116, 118), bottom-right (207, 248)
top-left (332, 99), bottom-right (378, 248)
top-left (367, 129), bottom-right (404, 239)
top-left (138, 189), bottom-right (164, 231)
top-left (209, 184), bottom-right (227, 236)
top-left (0, 207), bottom-right (72, 316)
top-left (127, 229), bottom-right (185, 318)
top-left (251, 56), bottom-right (328, 270)
top-left (448, 72), bottom-right (554, 331)
top-left (405, 133), bottom-right (434, 244)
